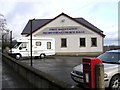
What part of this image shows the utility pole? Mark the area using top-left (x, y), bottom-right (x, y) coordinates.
top-left (30, 18), bottom-right (35, 67)
top-left (10, 31), bottom-right (12, 48)
top-left (30, 19), bottom-right (33, 67)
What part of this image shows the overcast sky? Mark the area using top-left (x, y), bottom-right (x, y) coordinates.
top-left (0, 0), bottom-right (119, 45)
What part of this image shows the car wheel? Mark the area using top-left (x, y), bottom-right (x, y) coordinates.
top-left (40, 54), bottom-right (45, 59)
top-left (16, 54), bottom-right (21, 60)
top-left (109, 74), bottom-right (120, 89)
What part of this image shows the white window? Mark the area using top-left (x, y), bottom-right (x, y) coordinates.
top-left (21, 43), bottom-right (27, 48)
top-left (47, 42), bottom-right (51, 49)
top-left (61, 38), bottom-right (67, 47)
top-left (80, 38), bottom-right (86, 47)
top-left (91, 38), bottom-right (97, 47)
top-left (36, 42), bottom-right (41, 46)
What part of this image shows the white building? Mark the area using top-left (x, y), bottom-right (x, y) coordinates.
top-left (21, 13), bottom-right (105, 55)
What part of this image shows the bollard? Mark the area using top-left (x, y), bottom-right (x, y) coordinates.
top-left (95, 63), bottom-right (105, 90)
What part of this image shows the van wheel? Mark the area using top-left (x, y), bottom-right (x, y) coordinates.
top-left (40, 54), bottom-right (45, 59)
top-left (16, 54), bottom-right (21, 60)
top-left (109, 75), bottom-right (120, 89)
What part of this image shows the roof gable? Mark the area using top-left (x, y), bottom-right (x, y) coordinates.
top-left (21, 13), bottom-right (105, 37)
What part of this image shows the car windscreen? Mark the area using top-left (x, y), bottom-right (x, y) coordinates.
top-left (98, 52), bottom-right (120, 64)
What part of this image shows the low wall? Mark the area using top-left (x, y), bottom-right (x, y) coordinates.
top-left (56, 52), bottom-right (102, 56)
top-left (2, 54), bottom-right (78, 89)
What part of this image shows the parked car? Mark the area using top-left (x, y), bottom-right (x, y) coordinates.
top-left (71, 50), bottom-right (120, 89)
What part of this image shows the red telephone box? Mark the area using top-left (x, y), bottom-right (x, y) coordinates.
top-left (82, 58), bottom-right (102, 89)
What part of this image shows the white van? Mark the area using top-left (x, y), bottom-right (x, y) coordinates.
top-left (9, 37), bottom-right (55, 60)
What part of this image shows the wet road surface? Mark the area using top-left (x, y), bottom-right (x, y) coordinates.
top-left (21, 56), bottom-right (86, 87)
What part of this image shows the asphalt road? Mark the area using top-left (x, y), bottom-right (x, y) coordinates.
top-left (21, 56), bottom-right (87, 88)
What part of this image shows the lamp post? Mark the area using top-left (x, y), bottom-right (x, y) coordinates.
top-left (30, 18), bottom-right (35, 67)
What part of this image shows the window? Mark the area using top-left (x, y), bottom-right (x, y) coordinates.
top-left (91, 38), bottom-right (97, 47)
top-left (36, 42), bottom-right (41, 46)
top-left (47, 42), bottom-right (51, 49)
top-left (21, 43), bottom-right (27, 48)
top-left (61, 38), bottom-right (67, 47)
top-left (80, 38), bottom-right (86, 47)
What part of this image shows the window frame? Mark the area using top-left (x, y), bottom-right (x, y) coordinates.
top-left (47, 42), bottom-right (51, 49)
top-left (20, 42), bottom-right (27, 48)
top-left (36, 42), bottom-right (41, 46)
top-left (80, 38), bottom-right (86, 47)
top-left (91, 38), bottom-right (97, 47)
top-left (61, 38), bottom-right (67, 48)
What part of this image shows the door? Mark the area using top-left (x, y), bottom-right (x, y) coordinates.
top-left (19, 42), bottom-right (29, 57)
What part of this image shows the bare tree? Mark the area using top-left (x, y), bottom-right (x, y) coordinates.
top-left (0, 13), bottom-right (10, 49)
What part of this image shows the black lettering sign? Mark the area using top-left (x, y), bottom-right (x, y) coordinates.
top-left (43, 27), bottom-right (85, 35)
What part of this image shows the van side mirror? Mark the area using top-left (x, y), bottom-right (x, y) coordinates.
top-left (19, 47), bottom-right (22, 50)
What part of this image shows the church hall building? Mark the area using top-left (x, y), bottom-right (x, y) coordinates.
top-left (21, 13), bottom-right (105, 55)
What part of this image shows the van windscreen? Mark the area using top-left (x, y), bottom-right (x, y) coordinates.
top-left (14, 42), bottom-right (22, 48)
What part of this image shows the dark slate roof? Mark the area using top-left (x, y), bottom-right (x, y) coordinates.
top-left (21, 19), bottom-right (51, 34)
top-left (21, 13), bottom-right (105, 37)
top-left (74, 18), bottom-right (103, 33)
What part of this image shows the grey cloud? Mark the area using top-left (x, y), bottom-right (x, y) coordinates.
top-left (6, 1), bottom-right (51, 23)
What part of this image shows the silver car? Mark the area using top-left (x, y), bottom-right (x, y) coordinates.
top-left (71, 50), bottom-right (120, 89)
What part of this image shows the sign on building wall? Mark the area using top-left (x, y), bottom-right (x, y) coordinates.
top-left (36, 27), bottom-right (93, 35)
